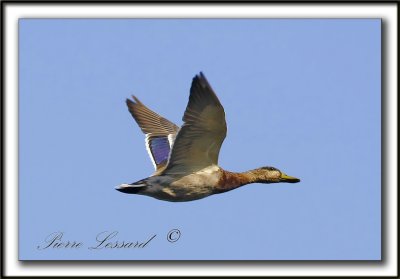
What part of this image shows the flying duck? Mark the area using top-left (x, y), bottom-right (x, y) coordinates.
top-left (116, 72), bottom-right (300, 202)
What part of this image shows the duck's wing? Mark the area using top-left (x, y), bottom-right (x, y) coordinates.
top-left (126, 96), bottom-right (179, 171)
top-left (162, 72), bottom-right (227, 175)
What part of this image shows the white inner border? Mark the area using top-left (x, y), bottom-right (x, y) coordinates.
top-left (4, 3), bottom-right (398, 277)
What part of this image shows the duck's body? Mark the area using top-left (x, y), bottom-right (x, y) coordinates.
top-left (123, 165), bottom-right (221, 202)
top-left (117, 72), bottom-right (300, 202)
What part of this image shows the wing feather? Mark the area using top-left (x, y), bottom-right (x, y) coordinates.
top-left (126, 96), bottom-right (179, 171)
top-left (162, 72), bottom-right (227, 175)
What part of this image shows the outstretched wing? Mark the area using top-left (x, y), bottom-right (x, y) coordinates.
top-left (126, 96), bottom-right (179, 171)
top-left (162, 72), bottom-right (227, 175)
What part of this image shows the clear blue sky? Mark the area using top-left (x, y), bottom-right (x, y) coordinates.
top-left (19, 19), bottom-right (381, 260)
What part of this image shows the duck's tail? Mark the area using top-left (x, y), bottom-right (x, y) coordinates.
top-left (115, 178), bottom-right (148, 194)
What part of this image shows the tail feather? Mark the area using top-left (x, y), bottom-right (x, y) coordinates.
top-left (115, 178), bottom-right (148, 194)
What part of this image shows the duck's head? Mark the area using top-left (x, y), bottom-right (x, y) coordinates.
top-left (251, 166), bottom-right (300, 183)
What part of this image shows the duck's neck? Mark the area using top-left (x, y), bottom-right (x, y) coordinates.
top-left (216, 169), bottom-right (259, 193)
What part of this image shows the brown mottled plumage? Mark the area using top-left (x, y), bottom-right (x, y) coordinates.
top-left (116, 72), bottom-right (300, 202)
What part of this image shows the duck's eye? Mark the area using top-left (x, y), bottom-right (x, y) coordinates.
top-left (263, 166), bottom-right (276, 171)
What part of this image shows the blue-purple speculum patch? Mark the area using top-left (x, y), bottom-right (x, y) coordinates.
top-left (150, 137), bottom-right (170, 164)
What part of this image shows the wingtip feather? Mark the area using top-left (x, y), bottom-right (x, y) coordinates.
top-left (126, 95), bottom-right (143, 106)
top-left (132, 95), bottom-right (142, 104)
